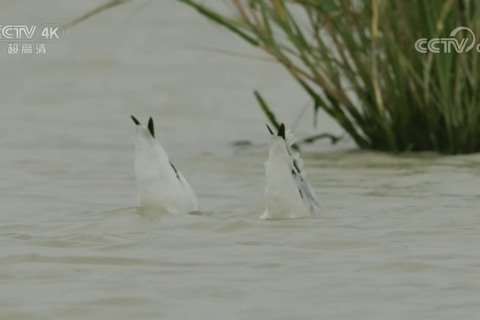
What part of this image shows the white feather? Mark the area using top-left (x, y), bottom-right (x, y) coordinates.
top-left (133, 119), bottom-right (198, 214)
top-left (262, 126), bottom-right (322, 219)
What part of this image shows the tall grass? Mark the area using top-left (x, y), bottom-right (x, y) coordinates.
top-left (179, 0), bottom-right (480, 154)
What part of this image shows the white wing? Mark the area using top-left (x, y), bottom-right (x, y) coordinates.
top-left (286, 132), bottom-right (322, 216)
top-left (132, 116), bottom-right (198, 213)
top-left (171, 164), bottom-right (199, 211)
top-left (263, 124), bottom-right (322, 219)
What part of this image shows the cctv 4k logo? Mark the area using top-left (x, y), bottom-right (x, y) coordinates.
top-left (0, 24), bottom-right (64, 42)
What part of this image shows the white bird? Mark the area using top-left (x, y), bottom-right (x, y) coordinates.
top-left (131, 116), bottom-right (199, 214)
top-left (261, 123), bottom-right (322, 219)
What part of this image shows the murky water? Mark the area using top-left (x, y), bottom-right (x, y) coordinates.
top-left (2, 1), bottom-right (480, 319)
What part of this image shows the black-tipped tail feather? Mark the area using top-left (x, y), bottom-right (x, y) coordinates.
top-left (148, 117), bottom-right (155, 138)
top-left (131, 115), bottom-right (141, 125)
top-left (277, 123), bottom-right (286, 139)
top-left (131, 116), bottom-right (155, 138)
top-left (266, 124), bottom-right (274, 135)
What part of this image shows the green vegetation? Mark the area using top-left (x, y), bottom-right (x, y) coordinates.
top-left (180, 0), bottom-right (480, 154)
top-left (66, 0), bottom-right (480, 153)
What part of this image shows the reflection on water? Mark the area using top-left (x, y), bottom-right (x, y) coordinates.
top-left (1, 1), bottom-right (480, 319)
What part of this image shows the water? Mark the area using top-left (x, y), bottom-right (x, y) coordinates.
top-left (1, 1), bottom-right (480, 319)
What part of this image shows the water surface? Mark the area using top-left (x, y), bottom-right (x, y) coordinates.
top-left (1, 1), bottom-right (480, 319)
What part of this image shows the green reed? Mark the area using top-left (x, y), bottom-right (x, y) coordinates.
top-left (179, 0), bottom-right (480, 154)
